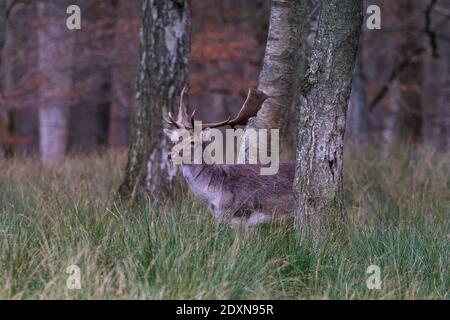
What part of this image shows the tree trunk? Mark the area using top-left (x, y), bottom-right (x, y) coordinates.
top-left (0, 0), bottom-right (6, 160)
top-left (422, 42), bottom-right (450, 151)
top-left (37, 1), bottom-right (74, 164)
top-left (395, 52), bottom-right (423, 144)
top-left (68, 0), bottom-right (115, 153)
top-left (109, 0), bottom-right (139, 148)
top-left (118, 0), bottom-right (190, 200)
top-left (377, 1), bottom-right (425, 148)
top-left (345, 38), bottom-right (369, 145)
top-left (383, 55), bottom-right (423, 149)
top-left (239, 0), bottom-right (315, 162)
top-left (293, 0), bottom-right (362, 238)
top-left (1, 0), bottom-right (38, 157)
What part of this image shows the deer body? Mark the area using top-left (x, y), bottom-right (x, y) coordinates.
top-left (182, 163), bottom-right (295, 226)
top-left (165, 88), bottom-right (294, 227)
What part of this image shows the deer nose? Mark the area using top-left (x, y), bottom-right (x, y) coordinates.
top-left (167, 154), bottom-right (172, 160)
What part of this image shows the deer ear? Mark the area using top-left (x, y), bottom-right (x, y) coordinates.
top-left (163, 128), bottom-right (175, 140)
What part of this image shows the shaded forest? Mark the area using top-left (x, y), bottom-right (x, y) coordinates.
top-left (0, 0), bottom-right (448, 161)
top-left (0, 0), bottom-right (448, 300)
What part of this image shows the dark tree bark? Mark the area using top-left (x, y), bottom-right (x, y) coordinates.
top-left (293, 0), bottom-right (363, 238)
top-left (239, 0), bottom-right (316, 162)
top-left (119, 0), bottom-right (190, 200)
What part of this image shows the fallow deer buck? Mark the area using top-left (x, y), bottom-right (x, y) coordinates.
top-left (164, 88), bottom-right (295, 228)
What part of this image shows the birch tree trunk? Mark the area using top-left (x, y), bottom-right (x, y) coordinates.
top-left (239, 0), bottom-right (315, 162)
top-left (118, 0), bottom-right (190, 200)
top-left (37, 1), bottom-right (74, 164)
top-left (293, 0), bottom-right (362, 238)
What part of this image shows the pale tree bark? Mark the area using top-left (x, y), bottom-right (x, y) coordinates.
top-left (239, 0), bottom-right (316, 162)
top-left (37, 1), bottom-right (74, 164)
top-left (293, 0), bottom-right (363, 238)
top-left (345, 38), bottom-right (369, 145)
top-left (119, 0), bottom-right (190, 200)
top-left (109, 0), bottom-right (139, 148)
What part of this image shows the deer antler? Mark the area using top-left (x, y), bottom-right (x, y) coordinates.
top-left (201, 88), bottom-right (268, 129)
top-left (165, 88), bottom-right (268, 130)
top-left (165, 87), bottom-right (192, 129)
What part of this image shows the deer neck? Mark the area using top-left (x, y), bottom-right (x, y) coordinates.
top-left (181, 164), bottom-right (226, 203)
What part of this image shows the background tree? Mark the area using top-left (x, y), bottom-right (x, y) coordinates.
top-left (0, 0), bottom-right (6, 159)
top-left (37, 0), bottom-right (74, 164)
top-left (118, 0), bottom-right (191, 200)
top-left (1, 0), bottom-right (39, 157)
top-left (422, 39), bottom-right (450, 150)
top-left (0, 0), bottom-right (448, 162)
top-left (109, 0), bottom-right (139, 148)
top-left (68, 1), bottom-right (117, 153)
top-left (388, 1), bottom-right (424, 144)
top-left (294, 0), bottom-right (363, 238)
top-left (365, 0), bottom-right (448, 148)
top-left (345, 35), bottom-right (369, 145)
top-left (239, 0), bottom-right (316, 162)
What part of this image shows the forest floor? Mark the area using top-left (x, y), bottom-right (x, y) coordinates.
top-left (0, 146), bottom-right (448, 299)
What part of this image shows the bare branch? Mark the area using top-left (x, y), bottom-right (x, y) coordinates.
top-left (369, 0), bottom-right (441, 112)
top-left (369, 46), bottom-right (426, 112)
top-left (425, 0), bottom-right (438, 57)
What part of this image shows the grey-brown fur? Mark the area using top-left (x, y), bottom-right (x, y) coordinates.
top-left (182, 163), bottom-right (295, 227)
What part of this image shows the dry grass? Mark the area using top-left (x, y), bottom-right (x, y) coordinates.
top-left (0, 145), bottom-right (448, 299)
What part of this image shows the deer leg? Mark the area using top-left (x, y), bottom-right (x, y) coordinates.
top-left (230, 217), bottom-right (247, 230)
top-left (229, 212), bottom-right (271, 231)
top-left (247, 212), bottom-right (272, 226)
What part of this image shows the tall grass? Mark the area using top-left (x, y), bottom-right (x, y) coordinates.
top-left (0, 146), bottom-right (448, 299)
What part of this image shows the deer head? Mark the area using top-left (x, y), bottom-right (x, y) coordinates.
top-left (164, 87), bottom-right (268, 162)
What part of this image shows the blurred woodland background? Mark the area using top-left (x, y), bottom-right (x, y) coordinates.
top-left (0, 0), bottom-right (449, 161)
top-left (0, 0), bottom-right (448, 300)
